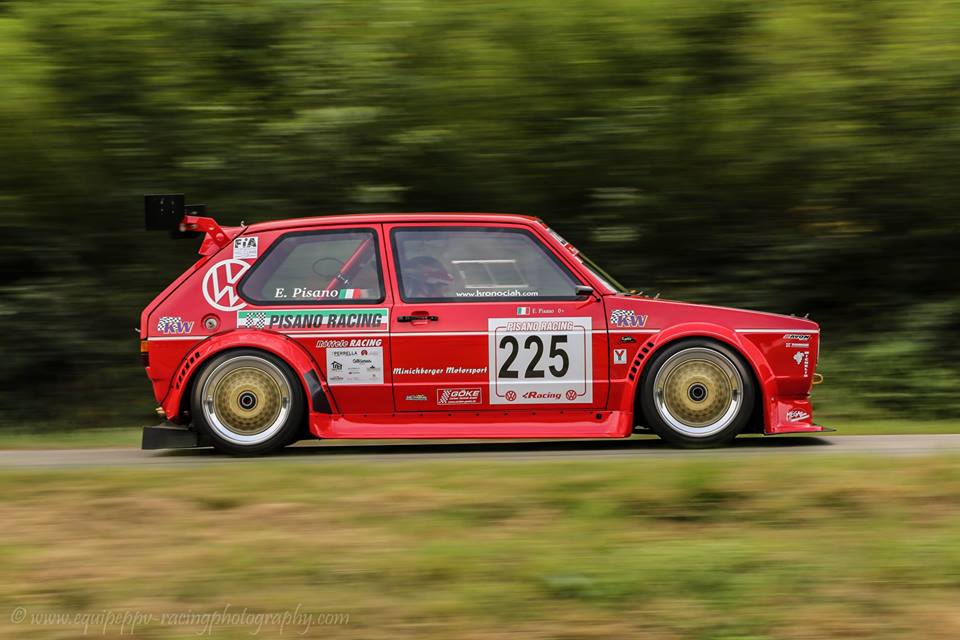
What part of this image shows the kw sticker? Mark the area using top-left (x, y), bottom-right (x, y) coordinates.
top-left (238, 308), bottom-right (388, 331)
top-left (609, 309), bottom-right (648, 328)
top-left (156, 316), bottom-right (194, 335)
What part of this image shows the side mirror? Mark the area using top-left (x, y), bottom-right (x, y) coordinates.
top-left (575, 285), bottom-right (595, 298)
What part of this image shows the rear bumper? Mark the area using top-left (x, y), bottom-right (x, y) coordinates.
top-left (142, 424), bottom-right (200, 450)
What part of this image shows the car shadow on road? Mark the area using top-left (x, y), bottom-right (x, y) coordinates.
top-left (158, 434), bottom-right (832, 459)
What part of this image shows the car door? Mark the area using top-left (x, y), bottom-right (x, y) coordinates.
top-left (385, 222), bottom-right (609, 412)
top-left (235, 224), bottom-right (394, 414)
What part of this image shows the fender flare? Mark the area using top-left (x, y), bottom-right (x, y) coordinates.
top-left (619, 322), bottom-right (776, 432)
top-left (160, 330), bottom-right (336, 421)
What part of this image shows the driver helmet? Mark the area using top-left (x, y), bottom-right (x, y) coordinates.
top-left (405, 255), bottom-right (454, 297)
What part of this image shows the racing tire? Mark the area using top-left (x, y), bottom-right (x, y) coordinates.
top-left (191, 349), bottom-right (305, 456)
top-left (639, 339), bottom-right (755, 448)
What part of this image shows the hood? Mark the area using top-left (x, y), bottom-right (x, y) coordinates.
top-left (604, 294), bottom-right (819, 332)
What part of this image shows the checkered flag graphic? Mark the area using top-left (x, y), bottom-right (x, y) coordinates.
top-left (243, 312), bottom-right (268, 329)
top-left (610, 309), bottom-right (632, 326)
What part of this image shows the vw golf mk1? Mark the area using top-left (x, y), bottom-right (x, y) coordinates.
top-left (140, 194), bottom-right (825, 455)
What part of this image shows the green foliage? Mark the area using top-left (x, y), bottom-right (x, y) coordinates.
top-left (0, 0), bottom-right (958, 426)
top-left (3, 456), bottom-right (960, 636)
top-left (819, 301), bottom-right (960, 419)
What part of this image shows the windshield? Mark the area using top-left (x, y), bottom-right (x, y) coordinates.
top-left (545, 226), bottom-right (629, 294)
top-left (577, 250), bottom-right (629, 294)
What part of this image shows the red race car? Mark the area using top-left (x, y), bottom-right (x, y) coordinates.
top-left (140, 195), bottom-right (826, 455)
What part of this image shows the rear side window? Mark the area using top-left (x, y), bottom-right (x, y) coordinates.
top-left (239, 229), bottom-right (384, 304)
top-left (391, 227), bottom-right (582, 302)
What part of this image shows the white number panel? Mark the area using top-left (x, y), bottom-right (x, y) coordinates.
top-left (488, 317), bottom-right (593, 405)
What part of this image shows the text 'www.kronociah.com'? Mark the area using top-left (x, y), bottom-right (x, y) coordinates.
top-left (9, 604), bottom-right (349, 636)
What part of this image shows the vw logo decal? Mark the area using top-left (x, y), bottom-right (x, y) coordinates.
top-left (202, 259), bottom-right (251, 311)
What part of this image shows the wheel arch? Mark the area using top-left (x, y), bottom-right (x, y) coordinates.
top-left (161, 331), bottom-right (335, 423)
top-left (625, 323), bottom-right (774, 434)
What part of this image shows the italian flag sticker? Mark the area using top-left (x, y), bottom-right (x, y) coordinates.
top-left (338, 289), bottom-right (363, 299)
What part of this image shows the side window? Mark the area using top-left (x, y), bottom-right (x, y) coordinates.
top-left (392, 227), bottom-right (582, 302)
top-left (240, 229), bottom-right (384, 304)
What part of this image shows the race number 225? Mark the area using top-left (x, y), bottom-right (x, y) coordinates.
top-left (496, 334), bottom-right (569, 379)
top-left (488, 317), bottom-right (593, 405)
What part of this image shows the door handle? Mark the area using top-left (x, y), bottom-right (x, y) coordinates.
top-left (397, 314), bottom-right (439, 323)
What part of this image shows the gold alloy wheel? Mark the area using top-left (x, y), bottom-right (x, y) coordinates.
top-left (212, 367), bottom-right (282, 435)
top-left (201, 356), bottom-right (292, 445)
top-left (653, 347), bottom-right (743, 438)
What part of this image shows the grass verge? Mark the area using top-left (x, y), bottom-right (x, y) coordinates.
top-left (1, 455), bottom-right (959, 638)
top-left (0, 427), bottom-right (142, 449)
top-left (813, 418), bottom-right (960, 435)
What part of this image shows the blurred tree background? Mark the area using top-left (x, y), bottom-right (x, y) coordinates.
top-left (1, 0), bottom-right (959, 429)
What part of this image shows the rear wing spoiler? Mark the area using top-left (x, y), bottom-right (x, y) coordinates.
top-left (145, 194), bottom-right (240, 255)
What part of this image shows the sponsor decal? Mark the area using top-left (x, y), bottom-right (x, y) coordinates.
top-left (609, 309), bottom-right (648, 328)
top-left (793, 350), bottom-right (810, 376)
top-left (233, 236), bottom-right (259, 260)
top-left (524, 391), bottom-right (561, 400)
top-left (315, 338), bottom-right (383, 349)
top-left (515, 306), bottom-right (559, 316)
top-left (783, 333), bottom-right (811, 341)
top-left (501, 319), bottom-right (583, 332)
top-left (238, 308), bottom-right (388, 331)
top-left (304, 288), bottom-right (362, 299)
top-left (405, 394), bottom-right (428, 402)
top-left (786, 409), bottom-right (810, 423)
top-left (202, 259), bottom-right (251, 311)
top-left (454, 289), bottom-right (540, 298)
top-left (156, 316), bottom-right (194, 335)
top-left (327, 346), bottom-right (384, 385)
top-left (437, 387), bottom-right (482, 405)
top-left (489, 316), bottom-right (592, 405)
top-left (393, 366), bottom-right (488, 376)
top-left (274, 287), bottom-right (366, 300)
top-left (613, 348), bottom-right (628, 365)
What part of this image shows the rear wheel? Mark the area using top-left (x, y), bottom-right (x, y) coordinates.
top-left (639, 339), bottom-right (755, 448)
top-left (191, 349), bottom-right (305, 455)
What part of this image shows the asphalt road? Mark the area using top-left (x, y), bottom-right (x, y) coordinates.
top-left (0, 434), bottom-right (959, 469)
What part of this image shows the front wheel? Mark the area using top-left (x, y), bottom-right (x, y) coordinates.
top-left (191, 349), bottom-right (305, 455)
top-left (639, 339), bottom-right (755, 448)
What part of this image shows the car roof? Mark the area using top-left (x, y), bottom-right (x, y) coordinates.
top-left (245, 212), bottom-right (542, 233)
